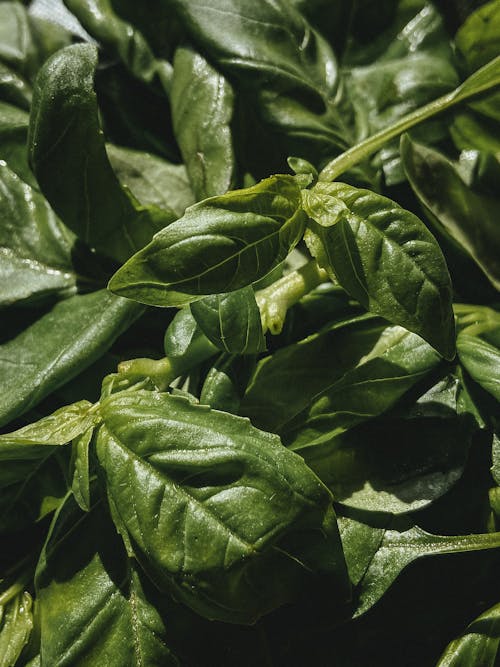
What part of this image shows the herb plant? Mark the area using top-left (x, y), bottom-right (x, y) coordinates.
top-left (1, 1), bottom-right (500, 665)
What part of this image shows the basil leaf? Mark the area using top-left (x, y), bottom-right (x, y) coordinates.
top-left (451, 3), bottom-right (500, 153)
top-left (305, 182), bottom-right (455, 359)
top-left (172, 45), bottom-right (235, 200)
top-left (105, 143), bottom-right (195, 219)
top-left (109, 175), bottom-right (306, 306)
top-left (28, 43), bottom-right (171, 264)
top-left (0, 61), bottom-right (31, 110)
top-left (70, 427), bottom-right (93, 512)
top-left (402, 135), bottom-right (500, 290)
top-left (191, 287), bottom-right (266, 355)
top-left (436, 600), bottom-right (500, 666)
top-left (63, 0), bottom-right (169, 85)
top-left (339, 513), bottom-right (500, 617)
top-left (0, 290), bottom-right (142, 427)
top-left (170, 0), bottom-right (352, 162)
top-left (36, 493), bottom-right (179, 666)
top-left (242, 318), bottom-right (440, 437)
top-left (96, 390), bottom-right (347, 623)
top-left (0, 589), bottom-right (33, 667)
top-left (0, 101), bottom-right (36, 187)
top-left (457, 333), bottom-right (500, 402)
top-left (0, 163), bottom-right (78, 306)
top-left (343, 1), bottom-right (458, 185)
top-left (304, 375), bottom-right (472, 514)
top-left (0, 401), bottom-right (98, 531)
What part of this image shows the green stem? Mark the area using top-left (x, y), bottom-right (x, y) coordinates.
top-left (118, 335), bottom-right (218, 390)
top-left (319, 55), bottom-right (500, 182)
top-left (256, 260), bottom-right (328, 335)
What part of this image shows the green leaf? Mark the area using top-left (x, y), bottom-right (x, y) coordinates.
top-left (339, 513), bottom-right (500, 617)
top-left (105, 143), bottom-right (195, 219)
top-left (456, 0), bottom-right (500, 72)
top-left (0, 101), bottom-right (36, 187)
top-left (191, 287), bottom-right (266, 355)
top-left (0, 290), bottom-right (142, 427)
top-left (319, 53), bottom-right (500, 182)
top-left (28, 43), bottom-right (170, 264)
top-left (172, 45), bottom-right (235, 200)
top-left (343, 1), bottom-right (458, 184)
top-left (401, 135), bottom-right (500, 290)
top-left (457, 333), bottom-right (500, 402)
top-left (70, 427), bottom-right (94, 512)
top-left (63, 0), bottom-right (169, 85)
top-left (304, 375), bottom-right (473, 514)
top-left (170, 0), bottom-right (353, 163)
top-left (96, 390), bottom-right (348, 623)
top-left (36, 493), bottom-right (179, 666)
top-left (305, 181), bottom-right (455, 359)
top-left (108, 175), bottom-right (306, 307)
top-left (0, 162), bottom-right (79, 306)
top-left (0, 401), bottom-right (98, 531)
top-left (436, 600), bottom-right (500, 666)
top-left (0, 588), bottom-right (33, 667)
top-left (241, 317), bottom-right (440, 435)
top-left (0, 61), bottom-right (31, 110)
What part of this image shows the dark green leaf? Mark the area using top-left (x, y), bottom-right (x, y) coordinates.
top-left (304, 181), bottom-right (455, 359)
top-left (401, 135), bottom-right (500, 290)
top-left (0, 290), bottom-right (142, 427)
top-left (170, 0), bottom-right (353, 163)
top-left (191, 287), bottom-right (265, 355)
top-left (36, 494), bottom-right (179, 666)
top-left (437, 600), bottom-right (500, 666)
top-left (96, 390), bottom-right (348, 623)
top-left (0, 101), bottom-right (35, 187)
top-left (63, 0), bottom-right (171, 85)
top-left (343, 1), bottom-right (458, 184)
top-left (0, 62), bottom-right (31, 110)
top-left (339, 513), bottom-right (500, 617)
top-left (105, 143), bottom-right (195, 219)
top-left (457, 333), bottom-right (500, 402)
top-left (304, 375), bottom-right (473, 514)
top-left (28, 43), bottom-right (170, 264)
top-left (241, 317), bottom-right (440, 435)
top-left (109, 175), bottom-right (306, 306)
top-left (0, 162), bottom-right (78, 306)
top-left (172, 45), bottom-right (235, 200)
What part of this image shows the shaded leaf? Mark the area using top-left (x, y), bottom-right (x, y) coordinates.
top-left (172, 45), bottom-right (235, 200)
top-left (401, 135), bottom-right (500, 290)
top-left (28, 43), bottom-right (170, 264)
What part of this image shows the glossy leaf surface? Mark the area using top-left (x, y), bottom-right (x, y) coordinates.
top-left (305, 182), bottom-right (455, 358)
top-left (0, 162), bottom-right (77, 306)
top-left (191, 287), bottom-right (265, 355)
top-left (28, 43), bottom-right (168, 263)
top-left (172, 45), bottom-right (235, 200)
top-left (0, 290), bottom-right (142, 427)
top-left (402, 135), bottom-right (500, 290)
top-left (96, 390), bottom-right (346, 622)
top-left (436, 601), bottom-right (500, 666)
top-left (109, 175), bottom-right (306, 306)
top-left (36, 494), bottom-right (179, 666)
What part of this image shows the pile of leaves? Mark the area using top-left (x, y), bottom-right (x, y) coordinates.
top-left (1, 0), bottom-right (500, 664)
